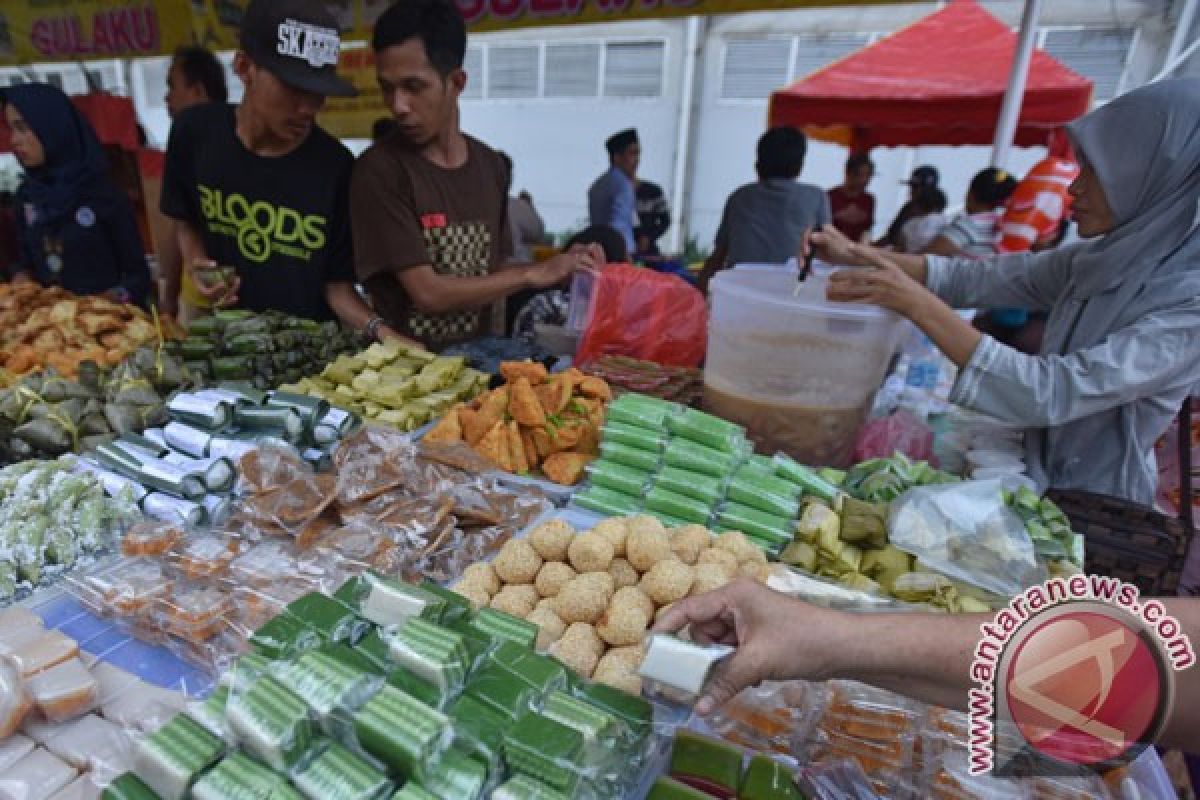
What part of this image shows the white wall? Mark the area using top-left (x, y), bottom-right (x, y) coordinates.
top-left (459, 19), bottom-right (688, 238)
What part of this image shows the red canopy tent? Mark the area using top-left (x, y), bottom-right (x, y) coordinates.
top-left (768, 0), bottom-right (1093, 152)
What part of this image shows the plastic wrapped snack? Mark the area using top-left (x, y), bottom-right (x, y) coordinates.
top-left (491, 775), bottom-right (571, 800)
top-left (448, 693), bottom-right (506, 773)
top-left (10, 631), bottom-right (79, 679)
top-left (586, 460), bottom-right (653, 497)
top-left (277, 650), bottom-right (383, 732)
top-left (725, 466), bottom-right (801, 519)
top-left (0, 747), bottom-right (78, 800)
top-left (0, 659), bottom-right (32, 737)
top-left (662, 439), bottom-right (741, 480)
top-left (0, 734), bottom-right (33, 772)
top-left (598, 441), bottom-right (661, 473)
top-left (166, 534), bottom-right (241, 582)
top-left (285, 593), bottom-right (370, 646)
top-left (599, 422), bottom-right (666, 454)
top-left (120, 521), bottom-right (185, 558)
top-left (382, 618), bottom-right (470, 693)
top-left (292, 739), bottom-right (392, 800)
top-left (191, 751), bottom-right (302, 800)
top-left (652, 467), bottom-right (725, 506)
top-left (667, 408), bottom-right (747, 454)
top-left (157, 585), bottom-right (232, 644)
top-left (100, 680), bottom-right (188, 734)
top-left (44, 714), bottom-right (133, 785)
top-left (605, 394), bottom-right (680, 432)
top-left (334, 574), bottom-right (444, 629)
top-left (715, 504), bottom-right (793, 551)
top-left (573, 486), bottom-right (642, 517)
top-left (645, 485), bottom-right (714, 526)
top-left (504, 711), bottom-right (587, 795)
top-left (27, 657), bottom-right (98, 722)
top-left (639, 634), bottom-right (734, 706)
top-left (740, 754), bottom-right (804, 800)
top-left (225, 674), bottom-right (316, 773)
top-left (888, 480), bottom-right (1046, 597)
top-left (100, 773), bottom-right (161, 800)
top-left (487, 642), bottom-right (570, 696)
top-left (469, 609), bottom-right (539, 650)
top-left (133, 713), bottom-right (225, 800)
top-left (668, 730), bottom-right (743, 798)
top-left (247, 612), bottom-right (324, 660)
top-left (353, 685), bottom-right (452, 781)
top-left (420, 748), bottom-right (488, 800)
top-left (465, 666), bottom-right (541, 726)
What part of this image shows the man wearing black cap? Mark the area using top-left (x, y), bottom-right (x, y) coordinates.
top-left (351, 0), bottom-right (598, 350)
top-left (875, 165), bottom-right (939, 249)
top-left (588, 129), bottom-right (640, 255)
top-left (160, 0), bottom-right (400, 341)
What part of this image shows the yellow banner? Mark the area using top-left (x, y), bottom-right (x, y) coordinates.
top-left (190, 0), bottom-right (900, 49)
top-left (0, 1), bottom-right (193, 65)
top-left (317, 46), bottom-right (384, 141)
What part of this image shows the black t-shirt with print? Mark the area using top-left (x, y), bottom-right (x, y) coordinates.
top-left (160, 103), bottom-right (354, 321)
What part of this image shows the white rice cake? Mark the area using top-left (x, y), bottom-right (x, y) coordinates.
top-left (27, 659), bottom-right (98, 723)
top-left (10, 632), bottom-right (78, 679)
top-left (101, 681), bottom-right (187, 733)
top-left (0, 747), bottom-right (77, 800)
top-left (46, 775), bottom-right (101, 800)
top-left (87, 662), bottom-right (138, 707)
top-left (0, 734), bottom-right (34, 772)
top-left (43, 714), bottom-right (132, 783)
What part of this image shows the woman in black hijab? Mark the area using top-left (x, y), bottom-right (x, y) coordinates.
top-left (3, 83), bottom-right (150, 305)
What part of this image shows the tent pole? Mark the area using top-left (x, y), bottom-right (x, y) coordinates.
top-left (991, 0), bottom-right (1044, 168)
top-left (1152, 33), bottom-right (1200, 83)
top-left (669, 15), bottom-right (706, 255)
top-left (1163, 0), bottom-right (1199, 76)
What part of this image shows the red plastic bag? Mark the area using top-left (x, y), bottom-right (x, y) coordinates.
top-left (853, 410), bottom-right (935, 463)
top-left (575, 265), bottom-right (707, 368)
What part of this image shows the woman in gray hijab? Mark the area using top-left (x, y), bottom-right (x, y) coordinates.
top-left (812, 78), bottom-right (1200, 507)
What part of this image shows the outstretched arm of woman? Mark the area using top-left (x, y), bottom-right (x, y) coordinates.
top-left (827, 245), bottom-right (983, 368)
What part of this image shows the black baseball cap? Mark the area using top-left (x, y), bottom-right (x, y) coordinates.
top-left (239, 0), bottom-right (357, 98)
top-left (903, 165), bottom-right (939, 188)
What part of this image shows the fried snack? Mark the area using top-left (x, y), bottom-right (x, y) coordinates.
top-left (424, 405), bottom-right (464, 444)
top-left (499, 361), bottom-right (549, 385)
top-left (509, 377), bottom-right (547, 428)
top-left (474, 422), bottom-right (512, 471)
top-left (542, 452), bottom-right (591, 486)
top-left (507, 421), bottom-right (529, 474)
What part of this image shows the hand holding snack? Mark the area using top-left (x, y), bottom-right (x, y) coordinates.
top-left (190, 259), bottom-right (241, 307)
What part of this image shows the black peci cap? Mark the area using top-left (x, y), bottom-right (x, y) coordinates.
top-left (239, 0), bottom-right (357, 97)
top-left (903, 165), bottom-right (940, 188)
top-left (606, 128), bottom-right (639, 156)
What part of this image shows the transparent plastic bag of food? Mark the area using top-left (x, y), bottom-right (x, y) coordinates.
top-left (887, 479), bottom-right (1045, 598)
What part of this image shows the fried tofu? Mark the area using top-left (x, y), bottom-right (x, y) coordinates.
top-left (507, 421), bottom-right (529, 474)
top-left (579, 376), bottom-right (613, 401)
top-left (542, 452), bottom-right (591, 486)
top-left (500, 360), bottom-right (549, 385)
top-left (424, 405), bottom-right (464, 444)
top-left (509, 377), bottom-right (547, 428)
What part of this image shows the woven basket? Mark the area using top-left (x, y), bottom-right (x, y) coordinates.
top-left (1046, 399), bottom-right (1196, 598)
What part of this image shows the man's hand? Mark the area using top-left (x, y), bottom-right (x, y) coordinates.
top-left (826, 245), bottom-right (930, 317)
top-left (524, 245), bottom-right (602, 290)
top-left (653, 579), bottom-right (846, 714)
top-left (158, 286), bottom-right (179, 319)
top-left (189, 259), bottom-right (240, 308)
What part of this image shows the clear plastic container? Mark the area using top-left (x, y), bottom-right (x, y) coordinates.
top-left (705, 270), bottom-right (906, 467)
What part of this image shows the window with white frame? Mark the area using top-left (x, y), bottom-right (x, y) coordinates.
top-left (1040, 27), bottom-right (1135, 104)
top-left (603, 41), bottom-right (665, 97)
top-left (463, 38), bottom-right (664, 102)
top-left (720, 32), bottom-right (871, 101)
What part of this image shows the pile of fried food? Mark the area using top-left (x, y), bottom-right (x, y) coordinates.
top-left (424, 361), bottom-right (612, 486)
top-left (0, 284), bottom-right (182, 379)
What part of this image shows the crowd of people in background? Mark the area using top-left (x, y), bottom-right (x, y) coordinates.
top-left (0, 0), bottom-right (1078, 359)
